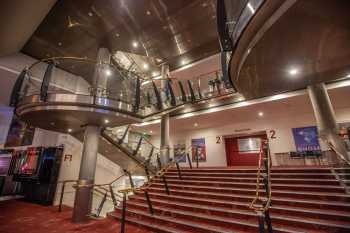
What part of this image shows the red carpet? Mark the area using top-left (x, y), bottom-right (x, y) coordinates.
top-left (0, 199), bottom-right (150, 233)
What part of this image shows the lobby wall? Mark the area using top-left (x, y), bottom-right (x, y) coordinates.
top-left (150, 107), bottom-right (350, 167)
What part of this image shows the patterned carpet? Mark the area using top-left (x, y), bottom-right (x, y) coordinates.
top-left (0, 199), bottom-right (151, 233)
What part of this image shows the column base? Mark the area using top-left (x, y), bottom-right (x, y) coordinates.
top-left (72, 179), bottom-right (93, 223)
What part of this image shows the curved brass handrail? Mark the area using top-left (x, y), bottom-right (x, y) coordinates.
top-left (249, 141), bottom-right (272, 213)
top-left (327, 141), bottom-right (350, 167)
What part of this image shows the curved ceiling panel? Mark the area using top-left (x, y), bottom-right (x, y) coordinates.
top-left (230, 0), bottom-right (350, 99)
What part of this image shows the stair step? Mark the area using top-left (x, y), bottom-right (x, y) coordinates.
top-left (149, 183), bottom-right (350, 201)
top-left (165, 171), bottom-right (336, 179)
top-left (135, 190), bottom-right (350, 212)
top-left (110, 208), bottom-right (245, 233)
top-left (162, 175), bottom-right (340, 185)
top-left (152, 178), bottom-right (344, 192)
top-left (130, 194), bottom-right (350, 222)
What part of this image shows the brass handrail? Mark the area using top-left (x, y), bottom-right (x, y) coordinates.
top-left (327, 141), bottom-right (350, 167)
top-left (249, 141), bottom-right (272, 213)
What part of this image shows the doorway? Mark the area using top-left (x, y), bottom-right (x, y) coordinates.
top-left (225, 133), bottom-right (267, 166)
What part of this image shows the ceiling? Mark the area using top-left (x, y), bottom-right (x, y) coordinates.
top-left (21, 0), bottom-right (220, 78)
top-left (136, 84), bottom-right (350, 136)
top-left (229, 0), bottom-right (350, 99)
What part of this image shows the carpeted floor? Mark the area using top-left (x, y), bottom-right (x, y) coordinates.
top-left (0, 199), bottom-right (151, 233)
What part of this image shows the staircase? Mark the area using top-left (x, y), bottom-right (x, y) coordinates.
top-left (108, 166), bottom-right (350, 233)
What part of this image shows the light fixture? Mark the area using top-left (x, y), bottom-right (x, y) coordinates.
top-left (132, 41), bottom-right (139, 48)
top-left (258, 112), bottom-right (264, 117)
top-left (346, 74), bottom-right (350, 78)
top-left (146, 10), bottom-right (151, 15)
top-left (247, 3), bottom-right (255, 14)
top-left (104, 119), bottom-right (110, 124)
top-left (105, 68), bottom-right (112, 76)
top-left (58, 42), bottom-right (62, 46)
top-left (181, 59), bottom-right (187, 65)
top-left (143, 63), bottom-right (149, 70)
top-left (67, 129), bottom-right (72, 133)
top-left (150, 130), bottom-right (153, 134)
top-left (194, 123), bottom-right (198, 127)
top-left (289, 68), bottom-right (299, 76)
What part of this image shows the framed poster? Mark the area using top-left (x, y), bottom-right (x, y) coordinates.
top-left (5, 117), bottom-right (35, 147)
top-left (292, 126), bottom-right (320, 152)
top-left (174, 144), bottom-right (186, 163)
top-left (238, 137), bottom-right (261, 153)
top-left (191, 138), bottom-right (206, 162)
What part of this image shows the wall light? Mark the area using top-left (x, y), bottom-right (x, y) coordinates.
top-left (104, 119), bottom-right (110, 124)
top-left (258, 112), bottom-right (264, 117)
top-left (67, 128), bottom-right (72, 133)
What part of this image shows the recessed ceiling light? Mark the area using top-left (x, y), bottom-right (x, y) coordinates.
top-left (146, 10), bottom-right (151, 15)
top-left (143, 63), bottom-right (149, 70)
top-left (58, 42), bottom-right (62, 46)
top-left (105, 68), bottom-right (112, 76)
top-left (115, 33), bottom-right (120, 37)
top-left (104, 119), bottom-right (109, 124)
top-left (194, 123), bottom-right (198, 127)
top-left (67, 129), bottom-right (72, 133)
top-left (150, 130), bottom-right (153, 134)
top-left (88, 12), bottom-right (93, 17)
top-left (258, 112), bottom-right (264, 117)
top-left (132, 41), bottom-right (139, 48)
top-left (289, 68), bottom-right (299, 76)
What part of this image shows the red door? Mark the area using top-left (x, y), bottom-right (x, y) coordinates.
top-left (225, 134), bottom-right (267, 166)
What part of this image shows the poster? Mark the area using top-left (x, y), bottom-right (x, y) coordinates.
top-left (191, 138), bottom-right (206, 162)
top-left (292, 126), bottom-right (320, 152)
top-left (339, 122), bottom-right (350, 151)
top-left (238, 137), bottom-right (261, 153)
top-left (174, 144), bottom-right (186, 163)
top-left (5, 117), bottom-right (35, 147)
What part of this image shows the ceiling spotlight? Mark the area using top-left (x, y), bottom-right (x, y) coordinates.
top-left (143, 63), bottom-right (149, 70)
top-left (289, 68), bottom-right (299, 76)
top-left (146, 10), bottom-right (151, 15)
top-left (150, 130), bottom-right (153, 134)
top-left (258, 112), bottom-right (264, 117)
top-left (67, 129), bottom-right (72, 133)
top-left (194, 123), bottom-right (198, 127)
top-left (105, 68), bottom-right (112, 76)
top-left (132, 41), bottom-right (139, 48)
top-left (104, 119), bottom-right (110, 124)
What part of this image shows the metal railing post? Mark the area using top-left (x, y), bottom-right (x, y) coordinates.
top-left (119, 125), bottom-right (130, 144)
top-left (120, 192), bottom-right (127, 233)
top-left (40, 62), bottom-right (55, 102)
top-left (124, 169), bottom-right (134, 189)
top-left (144, 190), bottom-right (154, 215)
top-left (196, 146), bottom-right (199, 168)
top-left (109, 185), bottom-right (118, 209)
top-left (167, 79), bottom-right (176, 106)
top-left (133, 136), bottom-right (143, 155)
top-left (187, 80), bottom-right (196, 102)
top-left (58, 182), bottom-right (66, 212)
top-left (178, 81), bottom-right (187, 102)
top-left (152, 81), bottom-right (163, 110)
top-left (133, 77), bottom-right (140, 113)
top-left (175, 162), bottom-right (182, 179)
top-left (186, 153), bottom-right (192, 169)
top-left (161, 175), bottom-right (170, 195)
top-left (9, 69), bottom-right (27, 107)
top-left (145, 164), bottom-right (150, 181)
top-left (95, 191), bottom-right (107, 217)
top-left (265, 210), bottom-right (273, 233)
top-left (157, 154), bottom-right (162, 170)
top-left (258, 212), bottom-right (265, 233)
top-left (147, 147), bottom-right (154, 161)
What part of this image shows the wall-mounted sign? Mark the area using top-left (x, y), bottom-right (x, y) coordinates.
top-left (64, 154), bottom-right (72, 162)
top-left (269, 130), bottom-right (276, 139)
top-left (216, 136), bottom-right (222, 144)
top-left (237, 138), bottom-right (261, 153)
top-left (292, 126), bottom-right (320, 152)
